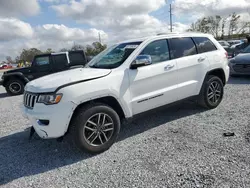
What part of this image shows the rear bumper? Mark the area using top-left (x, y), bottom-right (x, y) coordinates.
top-left (225, 66), bottom-right (230, 82)
top-left (229, 63), bottom-right (250, 76)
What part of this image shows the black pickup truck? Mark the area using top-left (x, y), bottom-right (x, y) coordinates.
top-left (0, 50), bottom-right (88, 95)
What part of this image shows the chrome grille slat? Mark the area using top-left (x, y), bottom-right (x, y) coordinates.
top-left (23, 92), bottom-right (38, 109)
top-left (29, 95), bottom-right (33, 107)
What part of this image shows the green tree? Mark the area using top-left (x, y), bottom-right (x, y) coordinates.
top-left (92, 42), bottom-right (107, 55)
top-left (59, 48), bottom-right (68, 52)
top-left (228, 13), bottom-right (241, 37)
top-left (71, 44), bottom-right (85, 51)
top-left (45, 48), bottom-right (54, 53)
top-left (20, 48), bottom-right (42, 62)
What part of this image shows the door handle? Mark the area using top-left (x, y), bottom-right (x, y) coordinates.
top-left (164, 64), bottom-right (175, 71)
top-left (198, 57), bottom-right (206, 62)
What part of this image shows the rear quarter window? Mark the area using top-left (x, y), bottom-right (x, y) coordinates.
top-left (69, 52), bottom-right (87, 66)
top-left (193, 37), bottom-right (217, 53)
top-left (168, 37), bottom-right (197, 59)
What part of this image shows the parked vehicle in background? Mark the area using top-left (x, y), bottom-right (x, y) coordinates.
top-left (230, 42), bottom-right (244, 49)
top-left (0, 64), bottom-right (13, 70)
top-left (228, 40), bottom-right (242, 46)
top-left (218, 40), bottom-right (230, 49)
top-left (229, 45), bottom-right (250, 76)
top-left (22, 32), bottom-right (229, 153)
top-left (0, 50), bottom-right (87, 95)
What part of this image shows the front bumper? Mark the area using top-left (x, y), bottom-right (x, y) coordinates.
top-left (22, 101), bottom-right (77, 139)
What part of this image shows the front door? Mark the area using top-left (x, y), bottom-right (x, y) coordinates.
top-left (128, 39), bottom-right (179, 115)
top-left (31, 55), bottom-right (51, 80)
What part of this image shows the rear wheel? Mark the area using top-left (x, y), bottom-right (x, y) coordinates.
top-left (70, 103), bottom-right (120, 154)
top-left (198, 75), bottom-right (224, 109)
top-left (5, 79), bottom-right (25, 95)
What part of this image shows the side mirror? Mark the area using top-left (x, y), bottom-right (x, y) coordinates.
top-left (130, 55), bottom-right (152, 69)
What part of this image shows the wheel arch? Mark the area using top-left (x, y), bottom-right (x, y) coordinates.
top-left (69, 96), bottom-right (126, 125)
top-left (205, 68), bottom-right (226, 86)
top-left (2, 73), bottom-right (29, 87)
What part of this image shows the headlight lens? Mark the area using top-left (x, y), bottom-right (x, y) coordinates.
top-left (37, 94), bottom-right (63, 105)
top-left (229, 58), bottom-right (235, 64)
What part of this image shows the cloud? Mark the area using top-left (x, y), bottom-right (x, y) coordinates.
top-left (36, 24), bottom-right (107, 42)
top-left (0, 0), bottom-right (193, 60)
top-left (52, 0), bottom-right (166, 22)
top-left (0, 22), bottom-right (108, 60)
top-left (51, 0), bottom-right (169, 35)
top-left (50, 0), bottom-right (174, 42)
top-left (173, 0), bottom-right (250, 17)
top-left (0, 18), bottom-right (34, 42)
top-left (0, 0), bottom-right (40, 17)
top-left (41, 0), bottom-right (69, 4)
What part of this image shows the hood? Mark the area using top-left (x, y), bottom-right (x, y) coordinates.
top-left (5, 67), bottom-right (31, 74)
top-left (26, 68), bottom-right (111, 93)
top-left (233, 53), bottom-right (250, 64)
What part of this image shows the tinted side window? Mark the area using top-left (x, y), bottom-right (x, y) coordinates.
top-left (140, 39), bottom-right (170, 64)
top-left (35, 56), bottom-right (50, 66)
top-left (33, 56), bottom-right (50, 71)
top-left (52, 54), bottom-right (68, 71)
top-left (169, 38), bottom-right (197, 59)
top-left (193, 37), bottom-right (217, 53)
top-left (69, 52), bottom-right (86, 66)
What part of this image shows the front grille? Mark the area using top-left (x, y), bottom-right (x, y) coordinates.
top-left (233, 64), bottom-right (250, 73)
top-left (24, 92), bottom-right (39, 109)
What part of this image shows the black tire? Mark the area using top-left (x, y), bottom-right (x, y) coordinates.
top-left (70, 103), bottom-right (120, 154)
top-left (198, 75), bottom-right (224, 109)
top-left (5, 79), bottom-right (25, 95)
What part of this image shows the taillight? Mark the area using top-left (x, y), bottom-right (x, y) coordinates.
top-left (225, 51), bottom-right (228, 58)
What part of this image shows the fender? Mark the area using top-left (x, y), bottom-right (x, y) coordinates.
top-left (205, 68), bottom-right (226, 85)
top-left (2, 72), bottom-right (29, 85)
top-left (71, 92), bottom-right (131, 118)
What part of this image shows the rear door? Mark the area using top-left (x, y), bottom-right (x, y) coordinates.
top-left (169, 37), bottom-right (209, 100)
top-left (129, 39), bottom-right (178, 115)
top-left (51, 54), bottom-right (68, 73)
top-left (68, 51), bottom-right (87, 66)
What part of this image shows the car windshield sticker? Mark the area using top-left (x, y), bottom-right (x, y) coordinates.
top-left (124, 45), bottom-right (139, 49)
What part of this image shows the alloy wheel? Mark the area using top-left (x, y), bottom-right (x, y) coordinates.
top-left (9, 82), bottom-right (21, 94)
top-left (207, 81), bottom-right (222, 105)
top-left (83, 113), bottom-right (114, 146)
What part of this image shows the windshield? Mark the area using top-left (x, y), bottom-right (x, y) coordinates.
top-left (242, 45), bottom-right (250, 53)
top-left (87, 42), bottom-right (142, 69)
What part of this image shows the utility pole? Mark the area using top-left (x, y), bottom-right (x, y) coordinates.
top-left (169, 4), bottom-right (173, 32)
top-left (98, 32), bottom-right (102, 44)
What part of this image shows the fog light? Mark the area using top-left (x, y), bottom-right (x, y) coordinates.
top-left (37, 119), bottom-right (49, 126)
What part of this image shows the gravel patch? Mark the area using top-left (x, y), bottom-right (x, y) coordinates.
top-left (1, 77), bottom-right (250, 188)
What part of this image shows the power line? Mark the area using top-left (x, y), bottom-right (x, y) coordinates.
top-left (169, 4), bottom-right (173, 32)
top-left (98, 32), bottom-right (102, 44)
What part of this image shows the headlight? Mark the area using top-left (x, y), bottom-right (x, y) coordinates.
top-left (229, 58), bottom-right (235, 64)
top-left (37, 94), bottom-right (63, 105)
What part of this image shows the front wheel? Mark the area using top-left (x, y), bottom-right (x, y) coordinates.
top-left (70, 103), bottom-right (121, 154)
top-left (5, 79), bottom-right (25, 95)
top-left (198, 75), bottom-right (224, 109)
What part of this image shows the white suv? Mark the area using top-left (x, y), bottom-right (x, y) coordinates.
top-left (22, 33), bottom-right (229, 153)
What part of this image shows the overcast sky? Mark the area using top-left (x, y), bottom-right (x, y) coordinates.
top-left (0, 0), bottom-right (250, 60)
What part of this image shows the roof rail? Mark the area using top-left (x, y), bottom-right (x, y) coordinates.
top-left (156, 32), bottom-right (180, 36)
